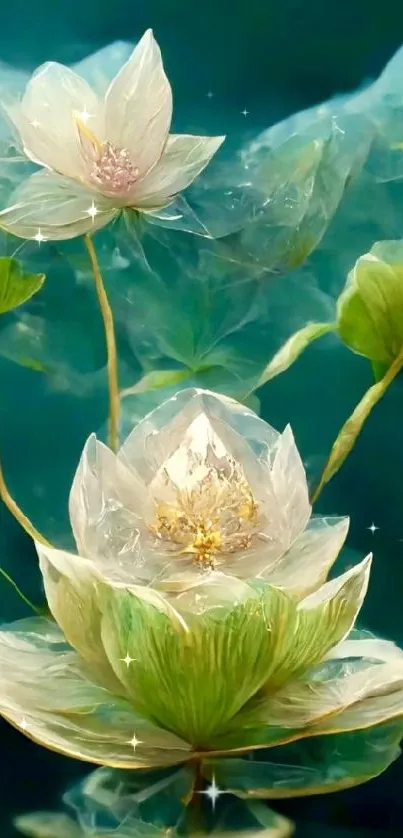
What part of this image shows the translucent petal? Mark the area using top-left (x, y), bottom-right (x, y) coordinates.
top-left (117, 389), bottom-right (292, 584)
top-left (266, 516), bottom-right (350, 594)
top-left (6, 62), bottom-right (103, 178)
top-left (0, 616), bottom-right (191, 768)
top-left (0, 170), bottom-right (118, 240)
top-left (205, 722), bottom-right (403, 799)
top-left (105, 29), bottom-right (172, 177)
top-left (131, 133), bottom-right (225, 208)
top-left (36, 542), bottom-right (124, 693)
top-left (327, 636), bottom-right (403, 662)
top-left (247, 659), bottom-right (403, 728)
top-left (269, 425), bottom-right (311, 548)
top-left (69, 434), bottom-right (152, 582)
top-left (15, 812), bottom-right (82, 838)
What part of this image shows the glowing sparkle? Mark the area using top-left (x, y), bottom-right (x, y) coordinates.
top-left (207, 91), bottom-right (214, 99)
top-left (21, 717), bottom-right (28, 730)
top-left (33, 229), bottom-right (46, 244)
top-left (120, 653), bottom-right (135, 667)
top-left (29, 118), bottom-right (41, 128)
top-left (368, 522), bottom-right (379, 534)
top-left (200, 775), bottom-right (224, 810)
top-left (78, 107), bottom-right (93, 124)
top-left (87, 201), bottom-right (98, 221)
top-left (129, 731), bottom-right (142, 751)
top-left (241, 108), bottom-right (249, 117)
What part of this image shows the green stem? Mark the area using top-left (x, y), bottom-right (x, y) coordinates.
top-left (186, 760), bottom-right (205, 834)
top-left (0, 566), bottom-right (41, 615)
top-left (0, 451), bottom-right (51, 546)
top-left (311, 351), bottom-right (403, 505)
top-left (84, 234), bottom-right (120, 452)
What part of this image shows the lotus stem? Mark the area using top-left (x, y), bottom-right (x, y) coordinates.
top-left (311, 350), bottom-right (403, 505)
top-left (186, 760), bottom-right (205, 833)
top-left (84, 234), bottom-right (119, 452)
top-left (0, 566), bottom-right (42, 615)
top-left (0, 455), bottom-right (51, 546)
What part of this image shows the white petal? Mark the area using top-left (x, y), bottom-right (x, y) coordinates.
top-left (266, 516), bottom-right (350, 594)
top-left (0, 171), bottom-right (118, 240)
top-left (299, 555), bottom-right (372, 613)
top-left (0, 616), bottom-right (190, 768)
top-left (131, 133), bottom-right (225, 208)
top-left (270, 425), bottom-right (311, 548)
top-left (7, 62), bottom-right (103, 178)
top-left (327, 636), bottom-right (403, 663)
top-left (105, 29), bottom-right (172, 177)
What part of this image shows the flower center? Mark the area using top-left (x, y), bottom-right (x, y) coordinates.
top-left (90, 142), bottom-right (140, 196)
top-left (151, 459), bottom-right (258, 569)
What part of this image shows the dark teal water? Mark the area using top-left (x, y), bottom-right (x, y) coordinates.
top-left (2, 2), bottom-right (403, 836)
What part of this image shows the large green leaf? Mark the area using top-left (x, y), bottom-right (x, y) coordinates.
top-left (258, 322), bottom-right (335, 386)
top-left (0, 257), bottom-right (45, 314)
top-left (337, 241), bottom-right (403, 364)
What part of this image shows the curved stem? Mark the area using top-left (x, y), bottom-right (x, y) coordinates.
top-left (311, 350), bottom-right (403, 505)
top-left (84, 234), bottom-right (119, 452)
top-left (0, 566), bottom-right (42, 614)
top-left (0, 456), bottom-right (51, 546)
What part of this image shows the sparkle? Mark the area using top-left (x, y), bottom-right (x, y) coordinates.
top-left (21, 717), bottom-right (28, 730)
top-left (87, 201), bottom-right (98, 221)
top-left (241, 108), bottom-right (249, 117)
top-left (120, 653), bottom-right (135, 667)
top-left (129, 731), bottom-right (142, 751)
top-left (199, 775), bottom-right (224, 810)
top-left (79, 107), bottom-right (94, 124)
top-left (206, 91), bottom-right (214, 99)
top-left (33, 228), bottom-right (46, 245)
top-left (368, 522), bottom-right (379, 534)
top-left (29, 118), bottom-right (41, 128)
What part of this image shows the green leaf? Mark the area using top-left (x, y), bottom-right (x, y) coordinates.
top-left (121, 368), bottom-right (193, 398)
top-left (311, 350), bottom-right (403, 503)
top-left (258, 322), bottom-right (335, 386)
top-left (0, 257), bottom-right (45, 314)
top-left (337, 242), bottom-right (403, 364)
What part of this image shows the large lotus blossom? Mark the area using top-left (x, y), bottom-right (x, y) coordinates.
top-left (0, 30), bottom-right (224, 240)
top-left (1, 390), bottom-right (403, 802)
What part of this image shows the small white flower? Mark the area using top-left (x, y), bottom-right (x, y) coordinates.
top-left (0, 30), bottom-right (225, 241)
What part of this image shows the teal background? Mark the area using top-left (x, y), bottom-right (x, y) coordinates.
top-left (2, 1), bottom-right (403, 835)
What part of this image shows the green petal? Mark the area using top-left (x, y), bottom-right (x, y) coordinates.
top-left (98, 584), bottom-right (298, 746)
top-left (203, 721), bottom-right (403, 798)
top-left (0, 616), bottom-right (190, 769)
top-left (37, 543), bottom-right (123, 694)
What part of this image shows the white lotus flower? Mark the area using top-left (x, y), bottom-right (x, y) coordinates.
top-left (67, 387), bottom-right (351, 598)
top-left (0, 30), bottom-right (224, 240)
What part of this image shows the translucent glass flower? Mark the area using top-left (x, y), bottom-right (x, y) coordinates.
top-left (0, 30), bottom-right (224, 240)
top-left (1, 389), bottom-right (403, 800)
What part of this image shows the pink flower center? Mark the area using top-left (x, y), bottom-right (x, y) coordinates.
top-left (89, 142), bottom-right (140, 196)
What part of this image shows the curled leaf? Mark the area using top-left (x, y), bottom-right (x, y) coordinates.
top-left (0, 257), bottom-right (45, 314)
top-left (258, 322), bottom-right (335, 386)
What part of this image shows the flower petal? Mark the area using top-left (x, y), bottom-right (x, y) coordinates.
top-left (105, 29), bottom-right (172, 177)
top-left (0, 616), bottom-right (191, 768)
top-left (68, 434), bottom-right (150, 583)
top-left (0, 171), bottom-right (118, 240)
top-left (131, 133), bottom-right (225, 208)
top-left (6, 62), bottom-right (102, 178)
top-left (14, 811), bottom-right (81, 838)
top-left (98, 583), bottom-right (299, 746)
top-left (36, 542), bottom-right (123, 694)
top-left (205, 722), bottom-right (403, 799)
top-left (269, 425), bottom-right (311, 550)
top-left (266, 516), bottom-right (350, 595)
